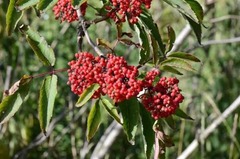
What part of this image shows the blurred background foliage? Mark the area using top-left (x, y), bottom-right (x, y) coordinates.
top-left (0, 0), bottom-right (240, 158)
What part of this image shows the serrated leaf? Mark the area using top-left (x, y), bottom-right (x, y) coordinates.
top-left (135, 24), bottom-right (150, 64)
top-left (16, 0), bottom-right (39, 11)
top-left (184, 0), bottom-right (204, 23)
top-left (166, 26), bottom-right (176, 53)
top-left (139, 11), bottom-right (165, 54)
top-left (168, 52), bottom-right (201, 62)
top-left (174, 108), bottom-right (193, 120)
top-left (76, 84), bottom-right (100, 107)
top-left (161, 58), bottom-right (195, 72)
top-left (160, 65), bottom-right (183, 75)
top-left (87, 99), bottom-right (102, 141)
top-left (119, 97), bottom-right (139, 145)
top-left (163, 116), bottom-right (176, 130)
top-left (184, 15), bottom-right (202, 44)
top-left (6, 0), bottom-right (23, 36)
top-left (163, 0), bottom-right (201, 23)
top-left (100, 98), bottom-right (121, 124)
top-left (19, 25), bottom-right (56, 66)
top-left (38, 75), bottom-right (58, 134)
top-left (37, 0), bottom-right (58, 11)
top-left (0, 76), bottom-right (32, 124)
top-left (139, 103), bottom-right (154, 159)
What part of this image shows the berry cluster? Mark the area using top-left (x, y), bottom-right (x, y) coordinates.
top-left (68, 52), bottom-right (141, 103)
top-left (141, 70), bottom-right (184, 119)
top-left (106, 0), bottom-right (153, 23)
top-left (53, 0), bottom-right (87, 23)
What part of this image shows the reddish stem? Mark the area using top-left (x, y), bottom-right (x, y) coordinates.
top-left (31, 68), bottom-right (68, 79)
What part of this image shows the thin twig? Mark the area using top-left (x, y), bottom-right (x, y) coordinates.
top-left (76, 9), bottom-right (104, 56)
top-left (177, 95), bottom-right (240, 159)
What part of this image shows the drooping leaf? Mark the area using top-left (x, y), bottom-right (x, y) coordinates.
top-left (87, 99), bottom-right (102, 141)
top-left (100, 98), bottom-right (121, 124)
top-left (163, 0), bottom-right (200, 23)
top-left (166, 26), bottom-right (176, 53)
top-left (119, 97), bottom-right (139, 144)
top-left (96, 38), bottom-right (113, 51)
top-left (160, 65), bottom-right (183, 75)
top-left (135, 23), bottom-right (150, 64)
top-left (139, 11), bottom-right (165, 55)
top-left (19, 25), bottom-right (56, 66)
top-left (139, 103), bottom-right (154, 159)
top-left (150, 34), bottom-right (159, 65)
top-left (0, 75), bottom-right (32, 124)
top-left (184, 0), bottom-right (204, 23)
top-left (174, 108), bottom-right (193, 120)
top-left (16, 0), bottom-right (39, 11)
top-left (160, 58), bottom-right (196, 72)
top-left (167, 52), bottom-right (201, 62)
top-left (183, 15), bottom-right (202, 44)
top-left (37, 0), bottom-right (58, 11)
top-left (38, 75), bottom-right (58, 134)
top-left (6, 0), bottom-right (23, 36)
top-left (76, 83), bottom-right (100, 107)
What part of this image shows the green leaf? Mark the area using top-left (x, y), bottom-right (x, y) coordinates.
top-left (100, 98), bottom-right (121, 124)
top-left (163, 0), bottom-right (201, 23)
top-left (6, 0), bottom-right (23, 36)
top-left (0, 75), bottom-right (32, 124)
top-left (71, 0), bottom-right (86, 7)
top-left (139, 11), bottom-right (165, 55)
top-left (150, 34), bottom-right (159, 65)
top-left (37, 0), bottom-right (58, 11)
top-left (135, 23), bottom-right (150, 64)
top-left (16, 0), bottom-right (39, 11)
top-left (160, 58), bottom-right (196, 72)
top-left (38, 75), bottom-right (58, 134)
top-left (184, 0), bottom-right (204, 23)
top-left (163, 116), bottom-right (176, 129)
top-left (87, 99), bottom-right (102, 141)
top-left (139, 103), bottom-right (154, 159)
top-left (168, 52), bottom-right (201, 62)
top-left (119, 97), bottom-right (139, 144)
top-left (184, 15), bottom-right (202, 44)
top-left (160, 65), bottom-right (183, 75)
top-left (19, 25), bottom-right (56, 66)
top-left (166, 26), bottom-right (176, 53)
top-left (96, 38), bottom-right (113, 51)
top-left (76, 84), bottom-right (100, 107)
top-left (174, 108), bottom-right (193, 120)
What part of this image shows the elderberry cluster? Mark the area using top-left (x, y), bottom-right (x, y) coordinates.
top-left (53, 0), bottom-right (87, 23)
top-left (141, 70), bottom-right (184, 120)
top-left (106, 0), bottom-right (153, 23)
top-left (68, 52), bottom-right (141, 103)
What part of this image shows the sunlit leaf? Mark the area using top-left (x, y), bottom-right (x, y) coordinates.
top-left (87, 99), bottom-right (102, 141)
top-left (174, 108), bottom-right (193, 120)
top-left (76, 83), bottom-right (100, 107)
top-left (100, 98), bottom-right (121, 124)
top-left (96, 38), bottom-right (113, 51)
top-left (135, 23), bottom-right (150, 64)
top-left (6, 0), bottom-right (23, 36)
top-left (0, 75), bottom-right (32, 124)
top-left (139, 11), bottom-right (165, 54)
top-left (161, 58), bottom-right (196, 72)
top-left (139, 103), bottom-right (154, 159)
top-left (71, 0), bottom-right (86, 7)
top-left (167, 52), bottom-right (201, 62)
top-left (19, 25), bottom-right (56, 66)
top-left (184, 0), bottom-right (204, 23)
top-left (119, 97), bottom-right (139, 144)
top-left (16, 0), bottom-right (39, 11)
top-left (38, 75), bottom-right (58, 134)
